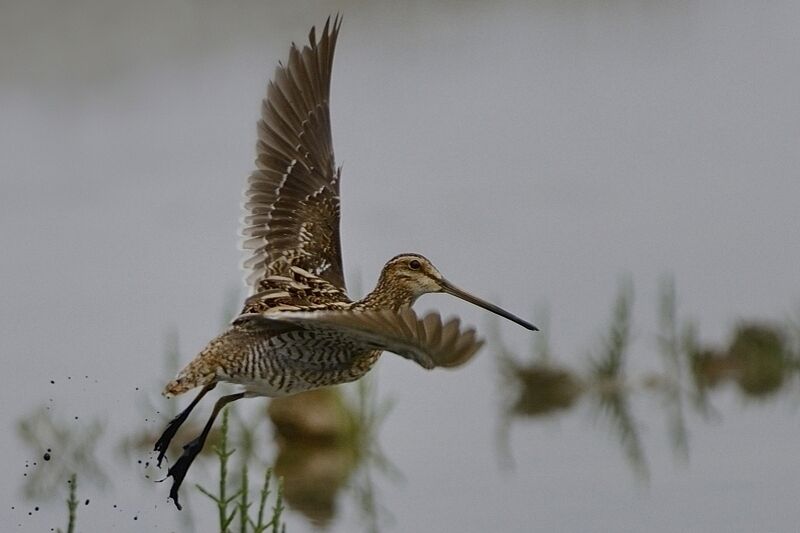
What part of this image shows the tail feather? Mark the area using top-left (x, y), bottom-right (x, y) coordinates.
top-left (163, 362), bottom-right (216, 398)
top-left (162, 324), bottom-right (251, 397)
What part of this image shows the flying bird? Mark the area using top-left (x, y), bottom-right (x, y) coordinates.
top-left (154, 16), bottom-right (537, 509)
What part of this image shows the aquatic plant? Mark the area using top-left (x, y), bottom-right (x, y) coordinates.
top-left (55, 474), bottom-right (78, 533)
top-left (195, 408), bottom-right (286, 533)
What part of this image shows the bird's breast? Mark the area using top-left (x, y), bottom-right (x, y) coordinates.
top-left (218, 329), bottom-right (381, 396)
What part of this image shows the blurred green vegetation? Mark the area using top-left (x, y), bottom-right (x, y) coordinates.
top-left (55, 474), bottom-right (78, 533)
top-left (195, 409), bottom-right (286, 533)
top-left (494, 276), bottom-right (800, 477)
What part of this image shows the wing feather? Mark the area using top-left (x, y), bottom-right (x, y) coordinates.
top-left (241, 16), bottom-right (345, 295)
top-left (248, 308), bottom-right (484, 370)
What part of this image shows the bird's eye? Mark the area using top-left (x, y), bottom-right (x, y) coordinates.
top-left (409, 259), bottom-right (421, 270)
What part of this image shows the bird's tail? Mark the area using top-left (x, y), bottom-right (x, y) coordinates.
top-left (163, 360), bottom-right (216, 398)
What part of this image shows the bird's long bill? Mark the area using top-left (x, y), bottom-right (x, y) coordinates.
top-left (440, 279), bottom-right (538, 331)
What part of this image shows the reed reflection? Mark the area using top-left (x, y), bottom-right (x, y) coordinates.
top-left (16, 405), bottom-right (107, 501)
top-left (689, 323), bottom-right (798, 401)
top-left (495, 280), bottom-right (646, 476)
top-left (495, 278), bottom-right (800, 477)
top-left (268, 377), bottom-right (396, 531)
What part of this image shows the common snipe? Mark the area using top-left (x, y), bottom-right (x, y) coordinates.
top-left (155, 16), bottom-right (536, 509)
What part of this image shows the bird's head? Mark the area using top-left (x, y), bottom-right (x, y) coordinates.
top-left (378, 253), bottom-right (538, 331)
top-left (380, 253), bottom-right (444, 295)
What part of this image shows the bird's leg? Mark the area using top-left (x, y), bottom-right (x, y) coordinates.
top-left (165, 392), bottom-right (245, 510)
top-left (154, 382), bottom-right (217, 468)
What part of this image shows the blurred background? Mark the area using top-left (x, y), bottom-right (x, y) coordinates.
top-left (2, 0), bottom-right (800, 531)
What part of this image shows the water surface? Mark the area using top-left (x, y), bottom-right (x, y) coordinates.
top-left (2, 1), bottom-right (799, 531)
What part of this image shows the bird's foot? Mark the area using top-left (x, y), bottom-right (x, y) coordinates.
top-left (153, 411), bottom-right (190, 468)
top-left (163, 435), bottom-right (205, 510)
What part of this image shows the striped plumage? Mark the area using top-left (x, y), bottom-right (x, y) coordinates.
top-left (163, 256), bottom-right (485, 399)
top-left (241, 17), bottom-right (344, 291)
top-left (166, 305), bottom-right (482, 398)
top-left (155, 17), bottom-right (536, 510)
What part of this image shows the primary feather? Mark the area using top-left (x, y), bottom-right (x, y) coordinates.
top-left (241, 16), bottom-right (345, 294)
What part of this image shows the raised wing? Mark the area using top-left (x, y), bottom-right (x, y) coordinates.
top-left (246, 307), bottom-right (484, 369)
top-left (239, 266), bottom-right (350, 315)
top-left (241, 16), bottom-right (345, 294)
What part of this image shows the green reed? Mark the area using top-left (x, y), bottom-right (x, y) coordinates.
top-left (196, 408), bottom-right (286, 533)
top-left (55, 473), bottom-right (78, 533)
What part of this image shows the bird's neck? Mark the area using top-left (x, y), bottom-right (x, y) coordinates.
top-left (354, 278), bottom-right (418, 310)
